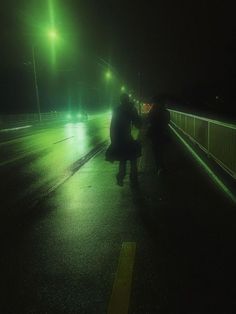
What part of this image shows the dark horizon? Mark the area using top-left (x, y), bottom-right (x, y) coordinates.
top-left (1, 1), bottom-right (236, 117)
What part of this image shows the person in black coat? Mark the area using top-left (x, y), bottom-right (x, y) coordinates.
top-left (106, 93), bottom-right (142, 186)
top-left (147, 96), bottom-right (170, 174)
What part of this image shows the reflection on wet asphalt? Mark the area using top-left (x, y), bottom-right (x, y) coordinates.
top-left (1, 117), bottom-right (236, 313)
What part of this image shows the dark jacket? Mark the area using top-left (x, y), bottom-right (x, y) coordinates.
top-left (106, 102), bottom-right (142, 161)
top-left (147, 106), bottom-right (170, 144)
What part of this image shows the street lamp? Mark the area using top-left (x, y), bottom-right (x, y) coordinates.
top-left (32, 29), bottom-right (58, 122)
top-left (104, 70), bottom-right (113, 109)
top-left (48, 29), bottom-right (58, 40)
top-left (105, 70), bottom-right (112, 80)
top-left (121, 85), bottom-right (126, 92)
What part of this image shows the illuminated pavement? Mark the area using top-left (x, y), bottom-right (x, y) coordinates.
top-left (0, 120), bottom-right (236, 313)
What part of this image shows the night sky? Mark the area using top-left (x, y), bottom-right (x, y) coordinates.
top-left (1, 1), bottom-right (236, 114)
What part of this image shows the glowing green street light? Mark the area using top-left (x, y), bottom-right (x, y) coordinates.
top-left (48, 29), bottom-right (58, 40)
top-left (105, 70), bottom-right (112, 80)
top-left (121, 85), bottom-right (126, 92)
top-left (47, 28), bottom-right (59, 66)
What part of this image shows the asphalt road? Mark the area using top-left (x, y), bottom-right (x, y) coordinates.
top-left (0, 117), bottom-right (236, 313)
top-left (0, 117), bottom-right (110, 219)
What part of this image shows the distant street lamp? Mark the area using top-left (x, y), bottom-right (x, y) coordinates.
top-left (105, 70), bottom-right (112, 80)
top-left (32, 29), bottom-right (58, 122)
top-left (121, 85), bottom-right (126, 92)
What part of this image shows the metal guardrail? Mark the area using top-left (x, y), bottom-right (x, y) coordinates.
top-left (0, 111), bottom-right (112, 131)
top-left (169, 109), bottom-right (236, 180)
top-left (0, 111), bottom-right (67, 125)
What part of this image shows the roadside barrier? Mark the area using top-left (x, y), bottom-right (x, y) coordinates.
top-left (169, 109), bottom-right (236, 180)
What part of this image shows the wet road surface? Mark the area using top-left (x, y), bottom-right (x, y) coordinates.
top-left (0, 117), bottom-right (236, 313)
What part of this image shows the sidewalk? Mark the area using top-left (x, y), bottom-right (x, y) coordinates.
top-left (138, 126), bottom-right (235, 209)
top-left (129, 128), bottom-right (236, 313)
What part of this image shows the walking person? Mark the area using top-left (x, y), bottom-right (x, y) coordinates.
top-left (147, 95), bottom-right (170, 174)
top-left (106, 93), bottom-right (142, 187)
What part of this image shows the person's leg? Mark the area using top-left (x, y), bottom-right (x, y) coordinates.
top-left (116, 160), bottom-right (126, 186)
top-left (130, 159), bottom-right (138, 185)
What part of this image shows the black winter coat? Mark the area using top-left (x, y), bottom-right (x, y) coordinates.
top-left (147, 107), bottom-right (170, 145)
top-left (106, 103), bottom-right (142, 162)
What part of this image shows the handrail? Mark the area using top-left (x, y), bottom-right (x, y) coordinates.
top-left (169, 109), bottom-right (236, 130)
top-left (169, 109), bottom-right (236, 180)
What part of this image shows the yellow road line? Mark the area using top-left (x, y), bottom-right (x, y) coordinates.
top-left (108, 242), bottom-right (136, 314)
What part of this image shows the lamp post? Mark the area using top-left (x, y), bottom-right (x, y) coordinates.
top-left (32, 29), bottom-right (58, 122)
top-left (138, 71), bottom-right (142, 114)
top-left (32, 46), bottom-right (41, 121)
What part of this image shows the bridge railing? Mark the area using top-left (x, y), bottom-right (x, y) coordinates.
top-left (0, 111), bottom-right (112, 131)
top-left (169, 109), bottom-right (236, 180)
top-left (0, 111), bottom-right (67, 125)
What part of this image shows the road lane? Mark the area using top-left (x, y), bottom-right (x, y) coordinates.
top-left (0, 116), bottom-right (110, 219)
top-left (0, 152), bottom-right (139, 314)
top-left (108, 242), bottom-right (136, 314)
top-left (0, 113), bottom-right (110, 144)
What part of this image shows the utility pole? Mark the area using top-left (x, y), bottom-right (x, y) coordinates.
top-left (138, 71), bottom-right (142, 114)
top-left (32, 46), bottom-right (41, 121)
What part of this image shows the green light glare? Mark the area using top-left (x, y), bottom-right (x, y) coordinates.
top-left (170, 124), bottom-right (236, 204)
top-left (48, 0), bottom-right (56, 66)
top-left (65, 123), bottom-right (87, 149)
top-left (48, 30), bottom-right (58, 39)
top-left (105, 71), bottom-right (112, 80)
top-left (48, 0), bottom-right (55, 26)
top-left (121, 86), bottom-right (126, 92)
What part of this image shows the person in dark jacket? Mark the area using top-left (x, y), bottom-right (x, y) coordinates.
top-left (147, 95), bottom-right (170, 174)
top-left (106, 93), bottom-right (142, 186)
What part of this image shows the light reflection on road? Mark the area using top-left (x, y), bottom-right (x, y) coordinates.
top-left (65, 123), bottom-right (87, 151)
top-left (0, 116), bottom-right (110, 211)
